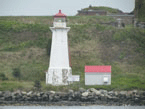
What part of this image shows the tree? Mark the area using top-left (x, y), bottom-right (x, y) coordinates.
top-left (12, 68), bottom-right (21, 80)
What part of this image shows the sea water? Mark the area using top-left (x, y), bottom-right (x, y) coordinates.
top-left (0, 106), bottom-right (145, 109)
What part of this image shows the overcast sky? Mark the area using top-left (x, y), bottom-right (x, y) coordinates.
top-left (0, 0), bottom-right (135, 16)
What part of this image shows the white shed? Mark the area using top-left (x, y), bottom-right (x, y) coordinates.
top-left (85, 66), bottom-right (111, 85)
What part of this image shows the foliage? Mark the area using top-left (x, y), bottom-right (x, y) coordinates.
top-left (46, 38), bottom-right (52, 56)
top-left (12, 68), bottom-right (21, 80)
top-left (0, 73), bottom-right (8, 81)
top-left (135, 0), bottom-right (145, 22)
top-left (112, 27), bottom-right (145, 55)
top-left (34, 80), bottom-right (41, 90)
top-left (83, 6), bottom-right (123, 14)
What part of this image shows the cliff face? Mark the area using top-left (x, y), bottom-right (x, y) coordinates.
top-left (135, 0), bottom-right (145, 21)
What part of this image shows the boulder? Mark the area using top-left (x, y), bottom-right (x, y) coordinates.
top-left (49, 91), bottom-right (55, 94)
top-left (100, 90), bottom-right (108, 95)
top-left (89, 88), bottom-right (97, 92)
top-left (107, 95), bottom-right (113, 99)
top-left (143, 91), bottom-right (145, 96)
top-left (88, 92), bottom-right (96, 96)
top-left (16, 90), bottom-right (21, 95)
top-left (37, 96), bottom-right (42, 101)
top-left (82, 92), bottom-right (89, 97)
top-left (127, 91), bottom-right (133, 96)
top-left (100, 94), bottom-right (107, 101)
top-left (26, 97), bottom-right (31, 101)
top-left (141, 96), bottom-right (145, 101)
top-left (68, 90), bottom-right (74, 97)
top-left (81, 96), bottom-right (87, 101)
top-left (79, 88), bottom-right (86, 93)
top-left (119, 91), bottom-right (127, 97)
top-left (40, 92), bottom-right (44, 96)
top-left (12, 92), bottom-right (17, 96)
top-left (0, 97), bottom-right (4, 100)
top-left (27, 91), bottom-right (33, 96)
top-left (23, 95), bottom-right (27, 101)
top-left (42, 93), bottom-right (48, 101)
top-left (68, 96), bottom-right (73, 101)
top-left (4, 91), bottom-right (12, 101)
top-left (53, 95), bottom-right (60, 101)
top-left (114, 91), bottom-right (118, 96)
top-left (49, 94), bottom-right (54, 101)
top-left (133, 90), bottom-right (138, 95)
top-left (58, 92), bottom-right (68, 100)
top-left (74, 91), bottom-right (81, 99)
top-left (15, 94), bottom-right (22, 101)
top-left (0, 91), bottom-right (3, 97)
top-left (68, 89), bottom-right (74, 94)
top-left (100, 94), bottom-right (104, 97)
top-left (108, 91), bottom-right (114, 96)
top-left (88, 92), bottom-right (96, 101)
top-left (112, 96), bottom-right (119, 102)
top-left (31, 92), bottom-right (37, 101)
top-left (21, 91), bottom-right (27, 95)
top-left (89, 89), bottom-right (101, 96)
top-left (135, 95), bottom-right (140, 99)
top-left (36, 92), bottom-right (40, 97)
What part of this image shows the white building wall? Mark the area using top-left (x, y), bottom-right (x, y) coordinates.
top-left (49, 27), bottom-right (70, 68)
top-left (85, 73), bottom-right (111, 85)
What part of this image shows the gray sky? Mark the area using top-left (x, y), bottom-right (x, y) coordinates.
top-left (0, 0), bottom-right (135, 16)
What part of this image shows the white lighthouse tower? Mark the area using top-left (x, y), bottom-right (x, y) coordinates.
top-left (46, 10), bottom-right (72, 85)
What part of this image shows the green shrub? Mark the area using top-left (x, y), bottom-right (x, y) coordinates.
top-left (34, 80), bottom-right (41, 90)
top-left (46, 38), bottom-right (52, 56)
top-left (0, 73), bottom-right (8, 81)
top-left (83, 6), bottom-right (120, 14)
top-left (12, 68), bottom-right (21, 80)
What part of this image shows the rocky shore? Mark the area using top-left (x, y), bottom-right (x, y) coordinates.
top-left (0, 88), bottom-right (145, 106)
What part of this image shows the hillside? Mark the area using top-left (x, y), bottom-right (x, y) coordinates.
top-left (0, 16), bottom-right (145, 91)
top-left (82, 6), bottom-right (123, 14)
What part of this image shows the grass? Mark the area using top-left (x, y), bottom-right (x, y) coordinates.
top-left (0, 81), bottom-right (34, 91)
top-left (83, 6), bottom-right (123, 14)
top-left (0, 16), bottom-right (145, 91)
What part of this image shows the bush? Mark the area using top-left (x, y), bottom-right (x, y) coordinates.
top-left (34, 80), bottom-right (41, 90)
top-left (12, 68), bottom-right (21, 80)
top-left (46, 38), bottom-right (52, 56)
top-left (0, 73), bottom-right (8, 81)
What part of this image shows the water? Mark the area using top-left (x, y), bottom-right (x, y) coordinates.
top-left (0, 106), bottom-right (145, 109)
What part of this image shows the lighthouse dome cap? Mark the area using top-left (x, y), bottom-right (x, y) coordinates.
top-left (54, 10), bottom-right (66, 17)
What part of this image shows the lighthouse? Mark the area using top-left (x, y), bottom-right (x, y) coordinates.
top-left (46, 10), bottom-right (72, 85)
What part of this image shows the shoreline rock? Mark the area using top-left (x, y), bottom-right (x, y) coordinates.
top-left (0, 89), bottom-right (145, 106)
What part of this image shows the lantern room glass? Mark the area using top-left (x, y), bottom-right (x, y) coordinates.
top-left (54, 18), bottom-right (66, 22)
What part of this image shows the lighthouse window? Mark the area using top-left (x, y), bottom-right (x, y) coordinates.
top-left (54, 18), bottom-right (65, 22)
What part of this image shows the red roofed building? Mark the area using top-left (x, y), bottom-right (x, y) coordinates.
top-left (85, 66), bottom-right (111, 85)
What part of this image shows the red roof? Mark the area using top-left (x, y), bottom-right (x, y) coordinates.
top-left (85, 66), bottom-right (111, 73)
top-left (54, 10), bottom-right (66, 17)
